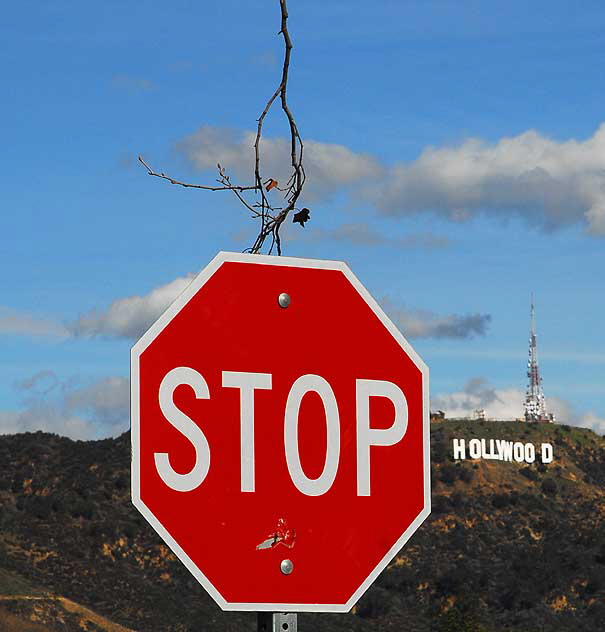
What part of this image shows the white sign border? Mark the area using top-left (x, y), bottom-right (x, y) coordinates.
top-left (131, 251), bottom-right (431, 613)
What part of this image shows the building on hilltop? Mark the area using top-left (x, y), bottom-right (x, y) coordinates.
top-left (524, 294), bottom-right (555, 423)
top-left (474, 408), bottom-right (486, 421)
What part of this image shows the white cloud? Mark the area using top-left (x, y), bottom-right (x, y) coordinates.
top-left (548, 396), bottom-right (605, 435)
top-left (1, 372), bottom-right (129, 440)
top-left (380, 297), bottom-right (491, 339)
top-left (432, 377), bottom-right (605, 434)
top-left (2, 275), bottom-right (195, 342)
top-left (69, 274), bottom-right (194, 339)
top-left (177, 123), bottom-right (605, 234)
top-left (0, 410), bottom-right (21, 435)
top-left (368, 124), bottom-right (605, 235)
top-left (177, 125), bottom-right (382, 201)
top-left (0, 407), bottom-right (99, 441)
top-left (0, 306), bottom-right (67, 338)
top-left (579, 412), bottom-right (605, 435)
top-left (432, 378), bottom-right (525, 419)
top-left (64, 376), bottom-right (129, 430)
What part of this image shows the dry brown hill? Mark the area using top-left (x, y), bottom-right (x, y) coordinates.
top-left (0, 421), bottom-right (604, 631)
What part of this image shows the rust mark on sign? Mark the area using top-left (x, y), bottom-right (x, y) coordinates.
top-left (256, 518), bottom-right (296, 550)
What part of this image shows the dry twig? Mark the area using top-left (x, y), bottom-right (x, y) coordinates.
top-left (138, 0), bottom-right (305, 255)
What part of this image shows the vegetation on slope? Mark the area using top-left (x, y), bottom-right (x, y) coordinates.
top-left (0, 421), bottom-right (603, 631)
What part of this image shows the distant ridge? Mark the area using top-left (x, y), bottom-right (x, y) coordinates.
top-left (1, 421), bottom-right (604, 631)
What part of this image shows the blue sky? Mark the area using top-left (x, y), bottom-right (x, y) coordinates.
top-left (2, 0), bottom-right (604, 438)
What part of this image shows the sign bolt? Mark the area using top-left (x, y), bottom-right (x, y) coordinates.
top-left (278, 293), bottom-right (291, 308)
top-left (280, 559), bottom-right (293, 575)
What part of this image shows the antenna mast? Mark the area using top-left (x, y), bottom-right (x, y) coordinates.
top-left (524, 293), bottom-right (555, 423)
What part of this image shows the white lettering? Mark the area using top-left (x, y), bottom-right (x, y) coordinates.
top-left (155, 367), bottom-right (211, 492)
top-left (284, 374), bottom-right (341, 496)
top-left (451, 437), bottom-right (552, 466)
top-left (482, 438), bottom-right (498, 460)
top-left (513, 442), bottom-right (525, 463)
top-left (541, 442), bottom-right (554, 464)
top-left (222, 371), bottom-right (272, 492)
top-left (453, 438), bottom-right (466, 460)
top-left (497, 439), bottom-right (513, 462)
top-left (356, 379), bottom-right (408, 496)
top-left (153, 369), bottom-right (420, 495)
top-left (469, 438), bottom-right (481, 459)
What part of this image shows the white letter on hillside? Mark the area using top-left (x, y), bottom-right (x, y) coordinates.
top-left (453, 438), bottom-right (466, 460)
top-left (155, 367), bottom-right (210, 492)
top-left (356, 379), bottom-right (408, 496)
top-left (513, 442), bottom-right (525, 463)
top-left (222, 371), bottom-right (272, 492)
top-left (469, 438), bottom-right (481, 459)
top-left (541, 442), bottom-right (554, 464)
top-left (497, 439), bottom-right (513, 462)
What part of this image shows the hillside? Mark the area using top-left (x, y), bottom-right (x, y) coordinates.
top-left (0, 421), bottom-right (604, 631)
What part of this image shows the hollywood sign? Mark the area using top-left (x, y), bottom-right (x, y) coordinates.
top-left (453, 438), bottom-right (554, 464)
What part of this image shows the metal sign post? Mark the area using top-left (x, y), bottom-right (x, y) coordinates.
top-left (258, 613), bottom-right (297, 632)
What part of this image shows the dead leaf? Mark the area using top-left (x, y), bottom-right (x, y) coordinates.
top-left (293, 207), bottom-right (310, 226)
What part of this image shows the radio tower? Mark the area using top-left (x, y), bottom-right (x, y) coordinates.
top-left (524, 294), bottom-right (555, 423)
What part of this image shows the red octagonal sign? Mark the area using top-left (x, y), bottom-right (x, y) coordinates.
top-left (131, 252), bottom-right (430, 612)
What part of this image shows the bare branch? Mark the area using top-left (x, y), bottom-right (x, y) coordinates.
top-left (137, 0), bottom-right (306, 256)
top-left (217, 164), bottom-right (262, 217)
top-left (248, 0), bottom-right (306, 253)
top-left (138, 156), bottom-right (258, 193)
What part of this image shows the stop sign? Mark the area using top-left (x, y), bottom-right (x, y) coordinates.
top-left (131, 252), bottom-right (430, 612)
